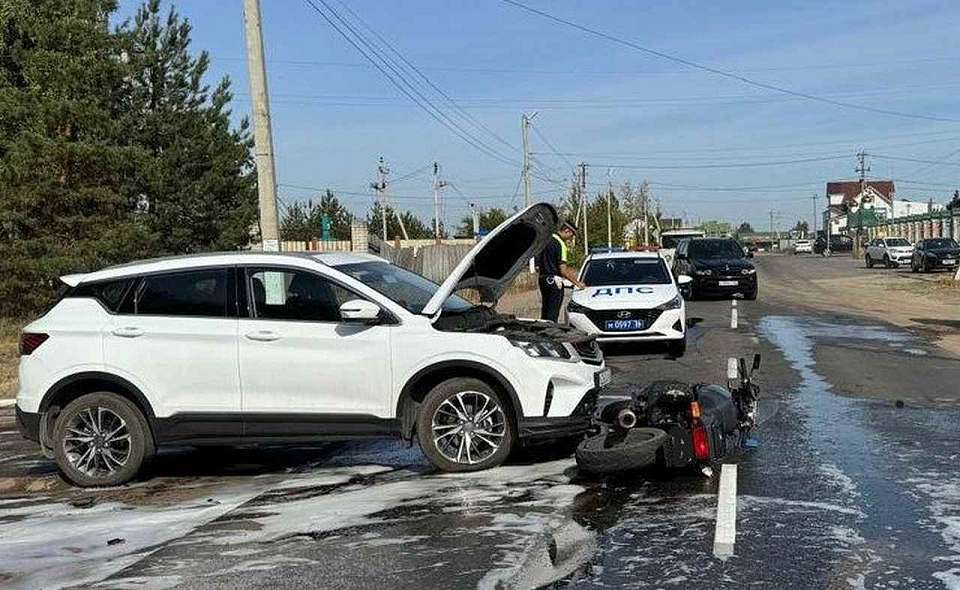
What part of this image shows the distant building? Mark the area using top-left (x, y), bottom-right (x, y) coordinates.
top-left (823, 180), bottom-right (947, 235)
top-left (824, 180), bottom-right (896, 235)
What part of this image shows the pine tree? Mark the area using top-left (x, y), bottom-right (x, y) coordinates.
top-left (121, 0), bottom-right (256, 254)
top-left (0, 0), bottom-right (153, 316)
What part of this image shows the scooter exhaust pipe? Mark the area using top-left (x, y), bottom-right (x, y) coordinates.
top-left (616, 408), bottom-right (637, 430)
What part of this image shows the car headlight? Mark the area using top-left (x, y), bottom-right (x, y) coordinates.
top-left (567, 300), bottom-right (588, 314)
top-left (655, 294), bottom-right (683, 310)
top-left (510, 339), bottom-right (572, 359)
top-left (693, 269), bottom-right (712, 276)
top-left (741, 268), bottom-right (756, 275)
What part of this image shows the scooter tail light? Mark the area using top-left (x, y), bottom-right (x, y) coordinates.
top-left (689, 401), bottom-right (702, 419)
top-left (691, 421), bottom-right (711, 461)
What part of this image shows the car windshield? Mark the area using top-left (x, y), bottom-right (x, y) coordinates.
top-left (661, 233), bottom-right (702, 249)
top-left (582, 257), bottom-right (672, 286)
top-left (925, 238), bottom-right (958, 249)
top-left (337, 261), bottom-right (473, 314)
top-left (885, 238), bottom-right (910, 247)
top-left (687, 239), bottom-right (746, 259)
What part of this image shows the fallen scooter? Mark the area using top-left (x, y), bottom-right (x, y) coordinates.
top-left (575, 354), bottom-right (761, 475)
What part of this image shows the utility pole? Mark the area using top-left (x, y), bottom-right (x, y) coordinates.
top-left (470, 203), bottom-right (479, 239)
top-left (769, 209), bottom-right (776, 250)
top-left (432, 162), bottom-right (446, 243)
top-left (812, 193), bottom-right (818, 240)
top-left (521, 113), bottom-right (536, 208)
top-left (641, 184), bottom-right (649, 246)
top-left (371, 157), bottom-right (389, 241)
top-left (854, 149), bottom-right (871, 258)
top-left (606, 170), bottom-right (613, 250)
top-left (243, 0), bottom-right (281, 251)
top-left (579, 162), bottom-right (588, 255)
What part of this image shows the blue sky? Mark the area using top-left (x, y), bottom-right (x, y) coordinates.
top-left (115, 0), bottom-right (960, 231)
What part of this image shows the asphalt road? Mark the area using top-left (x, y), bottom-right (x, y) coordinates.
top-left (1, 254), bottom-right (959, 589)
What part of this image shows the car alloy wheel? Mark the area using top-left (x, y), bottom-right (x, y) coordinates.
top-left (431, 390), bottom-right (506, 465)
top-left (63, 406), bottom-right (131, 478)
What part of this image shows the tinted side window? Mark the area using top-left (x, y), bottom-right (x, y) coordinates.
top-left (247, 268), bottom-right (355, 322)
top-left (134, 269), bottom-right (228, 317)
top-left (69, 279), bottom-right (133, 312)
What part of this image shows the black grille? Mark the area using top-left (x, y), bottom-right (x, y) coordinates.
top-left (584, 308), bottom-right (663, 329)
top-left (573, 339), bottom-right (603, 365)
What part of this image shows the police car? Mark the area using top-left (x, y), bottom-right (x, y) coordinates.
top-left (567, 251), bottom-right (692, 356)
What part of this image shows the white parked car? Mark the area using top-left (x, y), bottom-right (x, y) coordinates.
top-left (567, 251), bottom-right (691, 357)
top-left (16, 204), bottom-right (609, 486)
top-left (865, 237), bottom-right (913, 268)
top-left (794, 239), bottom-right (813, 254)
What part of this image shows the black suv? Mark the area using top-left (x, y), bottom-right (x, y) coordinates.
top-left (672, 237), bottom-right (757, 300)
top-left (911, 237), bottom-right (960, 273)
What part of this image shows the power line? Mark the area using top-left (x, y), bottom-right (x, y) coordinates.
top-left (588, 154), bottom-right (851, 170)
top-left (301, 0), bottom-right (519, 167)
top-left (868, 153), bottom-right (960, 168)
top-left (216, 54), bottom-right (960, 77)
top-left (498, 0), bottom-right (960, 124)
top-left (331, 0), bottom-right (518, 154)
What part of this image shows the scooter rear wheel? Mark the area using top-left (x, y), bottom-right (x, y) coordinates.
top-left (576, 427), bottom-right (667, 474)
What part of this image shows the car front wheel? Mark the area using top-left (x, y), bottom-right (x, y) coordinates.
top-left (416, 378), bottom-right (515, 472)
top-left (865, 254), bottom-right (873, 268)
top-left (53, 392), bottom-right (151, 487)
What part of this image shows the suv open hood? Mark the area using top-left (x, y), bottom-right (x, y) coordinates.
top-left (421, 202), bottom-right (558, 318)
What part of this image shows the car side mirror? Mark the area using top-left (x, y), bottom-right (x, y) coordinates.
top-left (340, 299), bottom-right (381, 324)
top-left (677, 275), bottom-right (693, 286)
top-left (746, 250), bottom-right (754, 258)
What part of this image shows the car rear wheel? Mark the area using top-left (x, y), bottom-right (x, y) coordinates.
top-left (416, 378), bottom-right (515, 472)
top-left (53, 393), bottom-right (151, 487)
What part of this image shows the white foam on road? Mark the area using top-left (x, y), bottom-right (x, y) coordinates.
top-left (713, 464), bottom-right (738, 557)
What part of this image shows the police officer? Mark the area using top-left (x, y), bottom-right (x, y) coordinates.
top-left (535, 221), bottom-right (585, 322)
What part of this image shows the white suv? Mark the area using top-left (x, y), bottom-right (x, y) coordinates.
top-left (865, 237), bottom-right (913, 268)
top-left (16, 204), bottom-right (608, 486)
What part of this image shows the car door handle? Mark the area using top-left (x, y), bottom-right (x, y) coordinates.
top-left (111, 326), bottom-right (144, 338)
top-left (245, 330), bottom-right (280, 342)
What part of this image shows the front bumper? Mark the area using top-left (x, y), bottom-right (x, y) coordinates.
top-left (926, 256), bottom-right (959, 269)
top-left (518, 387), bottom-right (599, 440)
top-left (692, 273), bottom-right (757, 296)
top-left (16, 405), bottom-right (41, 443)
top-left (888, 252), bottom-right (913, 264)
top-left (568, 308), bottom-right (685, 342)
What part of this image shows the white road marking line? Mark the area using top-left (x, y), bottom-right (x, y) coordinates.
top-left (0, 399), bottom-right (15, 409)
top-left (713, 463), bottom-right (738, 557)
top-left (727, 357), bottom-right (739, 380)
top-left (730, 307), bottom-right (739, 329)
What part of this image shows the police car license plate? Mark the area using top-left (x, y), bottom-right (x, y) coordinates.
top-left (604, 319), bottom-right (645, 331)
top-left (718, 280), bottom-right (739, 286)
top-left (595, 368), bottom-right (612, 388)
